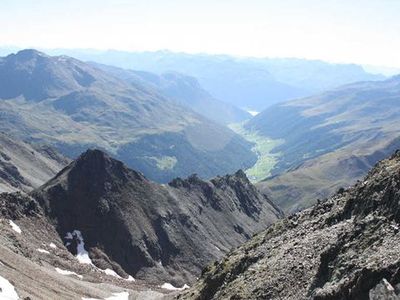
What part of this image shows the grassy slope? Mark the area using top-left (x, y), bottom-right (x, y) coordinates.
top-left (249, 77), bottom-right (400, 212)
top-left (0, 50), bottom-right (257, 183)
top-left (228, 123), bottom-right (283, 182)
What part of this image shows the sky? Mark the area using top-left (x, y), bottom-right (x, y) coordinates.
top-left (1, 0), bottom-right (400, 68)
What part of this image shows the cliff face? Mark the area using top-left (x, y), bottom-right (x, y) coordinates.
top-left (180, 150), bottom-right (400, 299)
top-left (32, 149), bottom-right (282, 285)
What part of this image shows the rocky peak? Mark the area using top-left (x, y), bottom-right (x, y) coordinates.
top-left (66, 149), bottom-right (146, 185)
top-left (30, 149), bottom-right (283, 285)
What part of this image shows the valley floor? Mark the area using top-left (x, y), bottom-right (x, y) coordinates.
top-left (228, 122), bottom-right (282, 182)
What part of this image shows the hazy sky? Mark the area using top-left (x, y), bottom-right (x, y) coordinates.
top-left (1, 0), bottom-right (400, 67)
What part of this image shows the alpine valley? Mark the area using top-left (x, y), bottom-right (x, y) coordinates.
top-left (1, 47), bottom-right (400, 300)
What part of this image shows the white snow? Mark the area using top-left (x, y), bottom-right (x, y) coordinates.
top-left (64, 230), bottom-right (136, 283)
top-left (74, 230), bottom-right (93, 265)
top-left (100, 268), bottom-right (135, 282)
top-left (65, 230), bottom-right (93, 265)
top-left (102, 268), bottom-right (122, 278)
top-left (101, 268), bottom-right (136, 282)
top-left (105, 292), bottom-right (129, 300)
top-left (247, 110), bottom-right (259, 116)
top-left (37, 248), bottom-right (50, 254)
top-left (82, 291), bottom-right (129, 300)
top-left (55, 267), bottom-right (83, 279)
top-left (49, 243), bottom-right (57, 249)
top-left (9, 220), bottom-right (21, 234)
top-left (161, 283), bottom-right (190, 291)
top-left (0, 275), bottom-right (19, 300)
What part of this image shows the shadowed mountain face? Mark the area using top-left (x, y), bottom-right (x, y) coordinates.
top-left (91, 63), bottom-right (251, 125)
top-left (248, 76), bottom-right (400, 212)
top-left (32, 149), bottom-right (283, 285)
top-left (0, 49), bottom-right (257, 183)
top-left (181, 150), bottom-right (400, 300)
top-left (0, 133), bottom-right (69, 193)
top-left (44, 49), bottom-right (384, 111)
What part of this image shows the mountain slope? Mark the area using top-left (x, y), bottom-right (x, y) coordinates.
top-left (180, 150), bottom-right (400, 299)
top-left (247, 75), bottom-right (400, 211)
top-left (0, 193), bottom-right (167, 299)
top-left (32, 149), bottom-right (283, 285)
top-left (0, 49), bottom-right (257, 182)
top-left (45, 49), bottom-right (384, 111)
top-left (92, 63), bottom-right (251, 124)
top-left (0, 133), bottom-right (69, 193)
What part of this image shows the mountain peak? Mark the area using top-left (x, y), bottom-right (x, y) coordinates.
top-left (31, 149), bottom-right (282, 284)
top-left (0, 49), bottom-right (102, 101)
top-left (69, 148), bottom-right (146, 184)
top-left (13, 49), bottom-right (48, 60)
top-left (234, 169), bottom-right (248, 180)
top-left (76, 148), bottom-right (111, 164)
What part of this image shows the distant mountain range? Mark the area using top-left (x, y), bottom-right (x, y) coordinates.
top-left (91, 62), bottom-right (250, 125)
top-left (42, 49), bottom-right (385, 111)
top-left (0, 49), bottom-right (256, 182)
top-left (248, 75), bottom-right (400, 212)
top-left (1, 48), bottom-right (400, 300)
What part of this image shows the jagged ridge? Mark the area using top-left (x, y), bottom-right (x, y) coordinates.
top-left (31, 149), bottom-right (282, 286)
top-left (180, 150), bottom-right (400, 299)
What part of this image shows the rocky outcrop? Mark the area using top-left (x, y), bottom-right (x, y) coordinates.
top-left (180, 150), bottom-right (400, 299)
top-left (32, 149), bottom-right (283, 286)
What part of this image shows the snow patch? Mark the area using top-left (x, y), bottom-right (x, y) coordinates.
top-left (161, 283), bottom-right (190, 291)
top-left (0, 275), bottom-right (19, 300)
top-left (65, 230), bottom-right (93, 265)
top-left (247, 110), bottom-right (259, 116)
top-left (55, 267), bottom-right (83, 279)
top-left (37, 248), bottom-right (50, 254)
top-left (64, 230), bottom-right (135, 282)
top-left (105, 292), bottom-right (129, 300)
top-left (100, 268), bottom-right (135, 281)
top-left (82, 291), bottom-right (129, 300)
top-left (103, 268), bottom-right (122, 278)
top-left (49, 242), bottom-right (57, 249)
top-left (9, 220), bottom-right (21, 234)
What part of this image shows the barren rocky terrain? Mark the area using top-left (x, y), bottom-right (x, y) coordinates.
top-left (180, 150), bottom-right (400, 299)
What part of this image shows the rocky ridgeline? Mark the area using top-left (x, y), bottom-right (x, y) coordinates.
top-left (30, 149), bottom-right (282, 286)
top-left (179, 150), bottom-right (400, 299)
